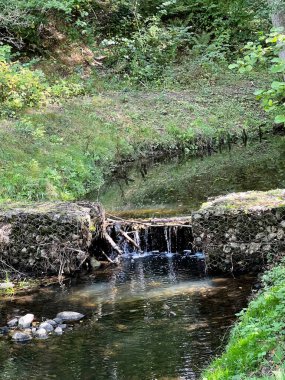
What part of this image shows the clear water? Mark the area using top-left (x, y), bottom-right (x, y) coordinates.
top-left (0, 255), bottom-right (255, 380)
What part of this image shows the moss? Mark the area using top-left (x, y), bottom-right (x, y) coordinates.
top-left (200, 190), bottom-right (285, 213)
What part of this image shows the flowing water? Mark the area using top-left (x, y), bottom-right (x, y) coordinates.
top-left (0, 254), bottom-right (256, 380)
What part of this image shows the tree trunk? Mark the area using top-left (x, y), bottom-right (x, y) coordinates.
top-left (269, 0), bottom-right (285, 60)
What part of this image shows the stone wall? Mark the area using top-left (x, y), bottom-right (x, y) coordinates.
top-left (191, 190), bottom-right (285, 273)
top-left (0, 202), bottom-right (101, 276)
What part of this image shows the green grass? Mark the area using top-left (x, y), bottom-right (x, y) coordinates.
top-left (0, 70), bottom-right (272, 202)
top-left (203, 265), bottom-right (285, 380)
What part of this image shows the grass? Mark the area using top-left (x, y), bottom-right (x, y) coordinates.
top-left (202, 265), bottom-right (285, 380)
top-left (0, 69), bottom-right (272, 203)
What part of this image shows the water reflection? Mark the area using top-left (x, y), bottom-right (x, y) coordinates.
top-left (0, 255), bottom-right (255, 380)
top-left (95, 139), bottom-right (285, 218)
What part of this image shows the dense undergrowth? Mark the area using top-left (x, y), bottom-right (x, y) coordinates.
top-left (203, 265), bottom-right (285, 380)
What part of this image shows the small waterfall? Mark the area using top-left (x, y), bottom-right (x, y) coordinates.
top-left (134, 230), bottom-right (141, 252)
top-left (144, 228), bottom-right (149, 252)
top-left (173, 226), bottom-right (178, 253)
top-left (164, 227), bottom-right (171, 254)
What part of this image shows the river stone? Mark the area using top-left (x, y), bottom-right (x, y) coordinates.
top-left (35, 328), bottom-right (48, 339)
top-left (39, 322), bottom-right (54, 332)
top-left (18, 314), bottom-right (34, 328)
top-left (54, 327), bottom-right (63, 335)
top-left (53, 317), bottom-right (63, 324)
top-left (12, 332), bottom-right (32, 342)
top-left (7, 318), bottom-right (18, 327)
top-left (58, 324), bottom-right (67, 329)
top-left (56, 312), bottom-right (84, 322)
top-left (45, 319), bottom-right (57, 326)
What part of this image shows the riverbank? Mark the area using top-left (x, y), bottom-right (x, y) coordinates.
top-left (0, 72), bottom-right (270, 203)
top-left (203, 264), bottom-right (285, 379)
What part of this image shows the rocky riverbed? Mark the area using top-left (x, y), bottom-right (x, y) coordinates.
top-left (1, 311), bottom-right (85, 342)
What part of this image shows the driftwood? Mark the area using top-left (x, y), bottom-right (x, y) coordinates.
top-left (106, 215), bottom-right (191, 228)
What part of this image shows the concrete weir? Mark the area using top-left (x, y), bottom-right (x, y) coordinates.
top-left (0, 189), bottom-right (284, 276)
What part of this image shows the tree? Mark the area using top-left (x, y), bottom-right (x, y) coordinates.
top-left (268, 0), bottom-right (285, 60)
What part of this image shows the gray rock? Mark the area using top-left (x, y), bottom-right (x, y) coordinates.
top-left (56, 311), bottom-right (84, 322)
top-left (7, 318), bottom-right (18, 327)
top-left (53, 318), bottom-right (63, 324)
top-left (39, 322), bottom-right (54, 332)
top-left (12, 332), bottom-right (32, 342)
top-left (45, 319), bottom-right (57, 326)
top-left (54, 327), bottom-right (63, 335)
top-left (18, 314), bottom-right (34, 329)
top-left (58, 324), bottom-right (67, 329)
top-left (35, 328), bottom-right (48, 339)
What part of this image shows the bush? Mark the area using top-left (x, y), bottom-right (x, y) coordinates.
top-left (229, 30), bottom-right (285, 124)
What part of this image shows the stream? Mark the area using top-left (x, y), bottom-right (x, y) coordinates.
top-left (0, 255), bottom-right (256, 380)
top-left (0, 139), bottom-right (284, 379)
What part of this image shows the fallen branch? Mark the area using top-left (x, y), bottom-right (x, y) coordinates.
top-left (119, 229), bottom-right (142, 251)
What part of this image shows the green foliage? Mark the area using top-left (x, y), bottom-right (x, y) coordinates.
top-left (229, 30), bottom-right (285, 124)
top-left (203, 265), bottom-right (285, 380)
top-left (103, 17), bottom-right (190, 83)
top-left (0, 44), bottom-right (89, 116)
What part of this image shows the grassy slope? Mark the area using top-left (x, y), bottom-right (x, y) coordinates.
top-left (0, 71), bottom-right (270, 202)
top-left (203, 266), bottom-right (285, 380)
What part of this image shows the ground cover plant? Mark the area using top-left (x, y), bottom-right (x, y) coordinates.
top-left (203, 264), bottom-right (285, 380)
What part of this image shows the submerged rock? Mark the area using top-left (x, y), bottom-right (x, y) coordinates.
top-left (18, 314), bottom-right (34, 328)
top-left (12, 332), bottom-right (32, 342)
top-left (56, 311), bottom-right (84, 322)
